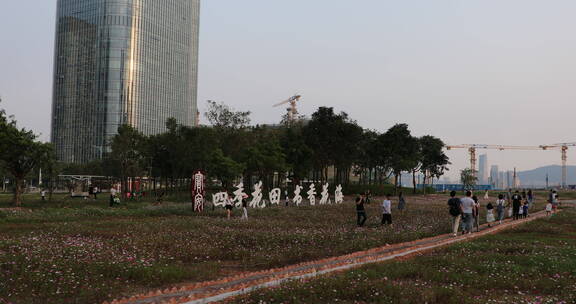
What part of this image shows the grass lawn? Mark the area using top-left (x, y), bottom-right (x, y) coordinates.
top-left (230, 207), bottom-right (576, 304)
top-left (0, 191), bottom-right (563, 303)
top-left (0, 192), bottom-right (451, 304)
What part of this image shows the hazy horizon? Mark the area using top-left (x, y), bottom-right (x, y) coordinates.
top-left (1, 1), bottom-right (575, 181)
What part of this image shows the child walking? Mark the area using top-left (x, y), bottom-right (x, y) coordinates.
top-left (546, 201), bottom-right (553, 216)
top-left (486, 202), bottom-right (495, 227)
top-left (522, 200), bottom-right (529, 218)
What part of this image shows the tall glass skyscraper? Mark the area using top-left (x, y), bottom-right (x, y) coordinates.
top-left (51, 0), bottom-right (200, 163)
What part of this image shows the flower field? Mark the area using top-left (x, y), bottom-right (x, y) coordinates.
top-left (229, 207), bottom-right (576, 304)
top-left (0, 192), bottom-right (552, 303)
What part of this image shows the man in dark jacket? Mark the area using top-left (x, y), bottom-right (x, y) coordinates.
top-left (447, 191), bottom-right (462, 236)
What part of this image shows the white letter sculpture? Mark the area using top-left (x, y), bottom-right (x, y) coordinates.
top-left (232, 182), bottom-right (247, 208)
top-left (250, 181), bottom-right (265, 209)
top-left (293, 185), bottom-right (303, 206)
top-left (269, 188), bottom-right (281, 205)
top-left (335, 185), bottom-right (344, 204)
top-left (192, 171), bottom-right (206, 212)
top-left (307, 184), bottom-right (317, 206)
top-left (319, 183), bottom-right (330, 205)
top-left (212, 192), bottom-right (229, 208)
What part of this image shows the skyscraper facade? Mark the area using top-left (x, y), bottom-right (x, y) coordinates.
top-left (478, 154), bottom-right (488, 184)
top-left (490, 165), bottom-right (499, 188)
top-left (51, 0), bottom-right (201, 163)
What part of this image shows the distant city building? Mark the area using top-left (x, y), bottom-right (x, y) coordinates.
top-left (478, 154), bottom-right (488, 184)
top-left (506, 170), bottom-right (514, 189)
top-left (490, 165), bottom-right (499, 188)
top-left (499, 171), bottom-right (507, 189)
top-left (51, 0), bottom-right (201, 163)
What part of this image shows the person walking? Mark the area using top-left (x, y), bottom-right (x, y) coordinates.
top-left (356, 195), bottom-right (367, 227)
top-left (546, 200), bottom-right (553, 216)
top-left (486, 202), bottom-right (495, 227)
top-left (41, 189), bottom-right (46, 201)
top-left (364, 190), bottom-right (372, 204)
top-left (93, 186), bottom-right (99, 200)
top-left (447, 191), bottom-right (462, 236)
top-left (472, 195), bottom-right (480, 232)
top-left (109, 186), bottom-right (117, 207)
top-left (527, 189), bottom-right (534, 209)
top-left (496, 194), bottom-right (507, 224)
top-left (381, 194), bottom-right (392, 225)
top-left (460, 191), bottom-right (476, 234)
top-left (511, 191), bottom-right (522, 220)
top-left (398, 192), bottom-right (406, 211)
top-left (241, 194), bottom-right (249, 220)
top-left (225, 193), bottom-right (234, 219)
top-left (522, 200), bottom-right (529, 218)
top-left (552, 192), bottom-right (559, 213)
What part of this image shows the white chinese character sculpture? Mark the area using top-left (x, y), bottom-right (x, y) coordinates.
top-left (269, 188), bottom-right (281, 205)
top-left (212, 192), bottom-right (229, 208)
top-left (335, 184), bottom-right (344, 204)
top-left (250, 181), bottom-right (265, 209)
top-left (307, 184), bottom-right (317, 206)
top-left (319, 183), bottom-right (330, 205)
top-left (192, 171), bottom-right (206, 212)
top-left (232, 182), bottom-right (247, 208)
top-left (293, 185), bottom-right (303, 206)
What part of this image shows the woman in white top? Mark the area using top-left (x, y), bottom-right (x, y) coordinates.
top-left (496, 194), bottom-right (506, 224)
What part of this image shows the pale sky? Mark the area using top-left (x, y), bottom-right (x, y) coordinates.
top-left (1, 1), bottom-right (575, 181)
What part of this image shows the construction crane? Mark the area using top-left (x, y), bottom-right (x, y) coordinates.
top-left (539, 143), bottom-right (576, 188)
top-left (446, 143), bottom-right (576, 188)
top-left (273, 94), bottom-right (302, 122)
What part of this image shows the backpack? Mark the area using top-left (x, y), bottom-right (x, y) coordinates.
top-left (448, 198), bottom-right (461, 216)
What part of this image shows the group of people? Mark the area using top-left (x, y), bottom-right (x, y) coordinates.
top-left (224, 194), bottom-right (249, 220)
top-left (355, 192), bottom-right (406, 227)
top-left (448, 188), bottom-right (559, 236)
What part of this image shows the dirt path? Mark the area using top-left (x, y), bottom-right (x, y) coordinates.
top-left (109, 209), bottom-right (553, 304)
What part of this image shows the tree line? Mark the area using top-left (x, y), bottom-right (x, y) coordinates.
top-left (0, 100), bottom-right (450, 205)
top-left (72, 102), bottom-right (450, 196)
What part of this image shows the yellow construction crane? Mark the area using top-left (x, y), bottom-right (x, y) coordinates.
top-left (446, 143), bottom-right (576, 188)
top-left (539, 143), bottom-right (576, 188)
top-left (273, 94), bottom-right (302, 122)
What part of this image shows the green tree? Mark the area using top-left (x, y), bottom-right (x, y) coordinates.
top-left (209, 149), bottom-right (244, 189)
top-left (460, 168), bottom-right (478, 191)
top-left (0, 114), bottom-right (53, 205)
top-left (204, 100), bottom-right (251, 129)
top-left (303, 107), bottom-right (362, 184)
top-left (240, 127), bottom-right (287, 190)
top-left (110, 125), bottom-right (147, 196)
top-left (280, 125), bottom-right (313, 185)
top-left (379, 124), bottom-right (420, 192)
top-left (419, 135), bottom-right (450, 191)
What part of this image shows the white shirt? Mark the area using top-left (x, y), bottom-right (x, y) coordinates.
top-left (460, 197), bottom-right (475, 214)
top-left (382, 199), bottom-right (391, 214)
top-left (110, 188), bottom-right (117, 196)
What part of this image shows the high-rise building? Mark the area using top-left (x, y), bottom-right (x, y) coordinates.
top-left (478, 154), bottom-right (488, 184)
top-left (499, 171), bottom-right (506, 189)
top-left (51, 0), bottom-right (201, 163)
top-left (490, 165), bottom-right (499, 188)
